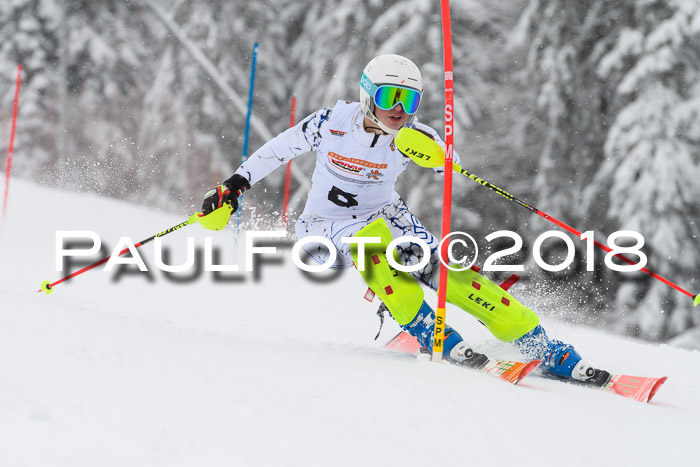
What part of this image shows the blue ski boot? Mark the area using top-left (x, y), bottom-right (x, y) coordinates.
top-left (513, 325), bottom-right (611, 386)
top-left (396, 301), bottom-right (488, 369)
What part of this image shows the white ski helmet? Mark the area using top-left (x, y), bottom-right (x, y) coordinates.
top-left (359, 54), bottom-right (423, 135)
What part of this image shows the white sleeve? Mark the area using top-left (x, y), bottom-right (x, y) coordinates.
top-left (234, 107), bottom-right (333, 185)
top-left (411, 121), bottom-right (462, 174)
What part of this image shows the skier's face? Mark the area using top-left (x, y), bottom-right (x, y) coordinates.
top-left (374, 105), bottom-right (410, 132)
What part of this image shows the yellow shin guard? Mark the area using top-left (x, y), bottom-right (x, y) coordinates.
top-left (350, 218), bottom-right (424, 326)
top-left (444, 268), bottom-right (539, 342)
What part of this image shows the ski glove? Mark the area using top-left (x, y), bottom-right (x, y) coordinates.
top-left (201, 174), bottom-right (250, 215)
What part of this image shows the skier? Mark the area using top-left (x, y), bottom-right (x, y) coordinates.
top-left (202, 54), bottom-right (609, 385)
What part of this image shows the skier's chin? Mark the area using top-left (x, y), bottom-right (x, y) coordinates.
top-left (384, 117), bottom-right (406, 131)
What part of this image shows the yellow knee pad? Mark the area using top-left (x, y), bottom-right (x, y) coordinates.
top-left (350, 218), bottom-right (423, 326)
top-left (444, 268), bottom-right (539, 342)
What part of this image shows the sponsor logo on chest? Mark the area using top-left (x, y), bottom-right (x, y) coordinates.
top-left (327, 151), bottom-right (387, 179)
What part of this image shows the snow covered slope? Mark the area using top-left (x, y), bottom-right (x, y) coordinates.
top-left (1, 179), bottom-right (699, 467)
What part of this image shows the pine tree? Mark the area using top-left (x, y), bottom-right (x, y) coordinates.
top-left (516, 0), bottom-right (700, 341)
top-left (0, 0), bottom-right (61, 180)
top-left (593, 0), bottom-right (700, 340)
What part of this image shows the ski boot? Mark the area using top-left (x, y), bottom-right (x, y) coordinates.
top-left (387, 301), bottom-right (488, 369)
top-left (513, 325), bottom-right (611, 386)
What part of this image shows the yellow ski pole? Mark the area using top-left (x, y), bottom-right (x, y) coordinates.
top-left (38, 204), bottom-right (233, 295)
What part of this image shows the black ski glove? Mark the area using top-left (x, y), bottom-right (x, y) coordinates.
top-left (201, 174), bottom-right (251, 215)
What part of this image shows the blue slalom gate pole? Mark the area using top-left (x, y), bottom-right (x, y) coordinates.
top-left (235, 42), bottom-right (258, 240)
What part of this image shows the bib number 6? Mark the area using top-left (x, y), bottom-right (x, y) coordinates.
top-left (328, 186), bottom-right (359, 208)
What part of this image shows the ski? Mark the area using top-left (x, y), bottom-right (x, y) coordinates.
top-left (603, 374), bottom-right (667, 403)
top-left (385, 331), bottom-right (541, 385)
top-left (385, 331), bottom-right (667, 400)
top-left (480, 358), bottom-right (542, 385)
top-left (538, 372), bottom-right (668, 403)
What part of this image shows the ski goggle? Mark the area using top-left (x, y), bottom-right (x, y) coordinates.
top-left (361, 73), bottom-right (423, 115)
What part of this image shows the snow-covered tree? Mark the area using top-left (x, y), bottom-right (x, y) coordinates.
top-left (593, 0), bottom-right (700, 340)
top-left (513, 0), bottom-right (620, 224)
top-left (516, 0), bottom-right (700, 341)
top-left (0, 0), bottom-right (61, 179)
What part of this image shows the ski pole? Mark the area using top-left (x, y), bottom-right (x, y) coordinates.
top-left (394, 127), bottom-right (700, 307)
top-left (38, 204), bottom-right (233, 295)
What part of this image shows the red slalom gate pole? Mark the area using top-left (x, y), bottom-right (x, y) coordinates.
top-left (282, 96), bottom-right (296, 228)
top-left (433, 0), bottom-right (455, 362)
top-left (3, 64), bottom-right (22, 222)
